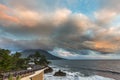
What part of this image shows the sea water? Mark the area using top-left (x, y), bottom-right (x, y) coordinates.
top-left (44, 60), bottom-right (120, 80)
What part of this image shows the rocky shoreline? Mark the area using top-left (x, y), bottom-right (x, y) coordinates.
top-left (44, 65), bottom-right (115, 80)
top-left (44, 66), bottom-right (66, 76)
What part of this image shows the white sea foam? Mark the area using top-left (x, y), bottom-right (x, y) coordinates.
top-left (44, 65), bottom-right (115, 80)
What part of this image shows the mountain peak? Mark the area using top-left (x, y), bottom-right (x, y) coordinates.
top-left (21, 49), bottom-right (64, 60)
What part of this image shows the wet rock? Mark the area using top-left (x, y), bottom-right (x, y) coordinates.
top-left (44, 67), bottom-right (53, 73)
top-left (54, 70), bottom-right (66, 76)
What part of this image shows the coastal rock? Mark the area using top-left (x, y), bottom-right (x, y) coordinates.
top-left (44, 67), bottom-right (53, 73)
top-left (54, 70), bottom-right (66, 76)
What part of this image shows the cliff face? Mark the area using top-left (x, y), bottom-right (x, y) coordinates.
top-left (21, 49), bottom-right (64, 60)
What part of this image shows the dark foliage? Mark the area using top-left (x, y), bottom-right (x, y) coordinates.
top-left (27, 51), bottom-right (50, 66)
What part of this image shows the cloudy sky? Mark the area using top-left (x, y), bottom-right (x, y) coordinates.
top-left (0, 0), bottom-right (120, 59)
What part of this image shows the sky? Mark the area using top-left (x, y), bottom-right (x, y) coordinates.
top-left (0, 0), bottom-right (120, 59)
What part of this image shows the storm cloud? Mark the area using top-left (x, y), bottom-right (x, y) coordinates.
top-left (0, 0), bottom-right (120, 56)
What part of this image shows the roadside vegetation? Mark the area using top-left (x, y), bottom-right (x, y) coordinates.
top-left (0, 48), bottom-right (50, 75)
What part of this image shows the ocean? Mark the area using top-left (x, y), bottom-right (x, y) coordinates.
top-left (44, 60), bottom-right (120, 80)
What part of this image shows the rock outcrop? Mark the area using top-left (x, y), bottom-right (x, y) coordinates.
top-left (54, 70), bottom-right (66, 76)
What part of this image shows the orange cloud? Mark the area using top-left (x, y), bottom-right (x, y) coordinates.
top-left (83, 41), bottom-right (119, 53)
top-left (14, 9), bottom-right (44, 27)
top-left (52, 8), bottom-right (71, 26)
top-left (0, 12), bottom-right (19, 23)
top-left (0, 4), bottom-right (9, 11)
top-left (0, 4), bottom-right (19, 25)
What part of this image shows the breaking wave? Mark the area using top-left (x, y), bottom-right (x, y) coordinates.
top-left (44, 65), bottom-right (115, 80)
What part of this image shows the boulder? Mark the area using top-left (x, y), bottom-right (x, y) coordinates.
top-left (54, 70), bottom-right (66, 76)
top-left (44, 67), bottom-right (53, 73)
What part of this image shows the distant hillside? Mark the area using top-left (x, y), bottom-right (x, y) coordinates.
top-left (21, 49), bottom-right (64, 60)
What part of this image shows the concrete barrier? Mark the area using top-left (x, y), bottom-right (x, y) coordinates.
top-left (30, 71), bottom-right (44, 80)
top-left (21, 68), bottom-right (48, 80)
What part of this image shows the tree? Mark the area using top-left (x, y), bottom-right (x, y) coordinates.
top-left (0, 48), bottom-right (50, 73)
top-left (39, 55), bottom-right (50, 66)
top-left (0, 49), bottom-right (29, 73)
top-left (27, 51), bottom-right (50, 66)
top-left (12, 52), bottom-right (21, 58)
top-left (0, 49), bottom-right (12, 72)
top-left (11, 52), bottom-right (28, 70)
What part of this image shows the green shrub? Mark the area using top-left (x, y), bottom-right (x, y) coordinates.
top-left (8, 74), bottom-right (13, 80)
top-left (16, 76), bottom-right (21, 80)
